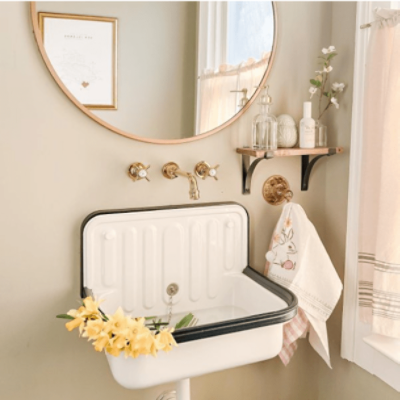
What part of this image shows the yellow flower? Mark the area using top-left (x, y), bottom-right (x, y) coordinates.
top-left (124, 346), bottom-right (140, 359)
top-left (124, 335), bottom-right (152, 358)
top-left (93, 333), bottom-right (110, 352)
top-left (64, 297), bottom-right (103, 334)
top-left (111, 332), bottom-right (128, 349)
top-left (107, 307), bottom-right (128, 334)
top-left (82, 319), bottom-right (105, 341)
top-left (83, 297), bottom-right (102, 315)
top-left (126, 316), bottom-right (141, 329)
top-left (273, 233), bottom-right (281, 243)
top-left (155, 329), bottom-right (177, 353)
top-left (61, 298), bottom-right (180, 359)
top-left (67, 297), bottom-right (102, 321)
top-left (106, 341), bottom-right (124, 357)
top-left (65, 317), bottom-right (85, 332)
top-left (122, 318), bottom-right (155, 358)
top-left (67, 306), bottom-right (85, 319)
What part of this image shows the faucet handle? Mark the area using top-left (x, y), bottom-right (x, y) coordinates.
top-left (195, 161), bottom-right (219, 181)
top-left (128, 162), bottom-right (150, 182)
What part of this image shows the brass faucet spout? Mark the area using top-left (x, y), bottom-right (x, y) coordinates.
top-left (174, 169), bottom-right (200, 200)
top-left (188, 174), bottom-right (200, 200)
top-left (162, 162), bottom-right (200, 200)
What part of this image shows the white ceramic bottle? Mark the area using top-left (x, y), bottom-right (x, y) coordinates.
top-left (299, 102), bottom-right (315, 148)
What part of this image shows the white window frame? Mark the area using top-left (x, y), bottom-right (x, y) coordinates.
top-left (197, 1), bottom-right (228, 73)
top-left (195, 2), bottom-right (229, 134)
top-left (341, 1), bottom-right (400, 392)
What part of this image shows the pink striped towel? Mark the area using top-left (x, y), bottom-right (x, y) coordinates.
top-left (279, 307), bottom-right (309, 365)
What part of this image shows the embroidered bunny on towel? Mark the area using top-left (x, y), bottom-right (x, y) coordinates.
top-left (267, 218), bottom-right (297, 270)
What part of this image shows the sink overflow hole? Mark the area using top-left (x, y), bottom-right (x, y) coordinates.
top-left (166, 283), bottom-right (179, 296)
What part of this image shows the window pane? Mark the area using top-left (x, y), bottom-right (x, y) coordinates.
top-left (227, 1), bottom-right (274, 65)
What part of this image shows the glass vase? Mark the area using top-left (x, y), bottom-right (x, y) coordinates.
top-left (315, 121), bottom-right (328, 147)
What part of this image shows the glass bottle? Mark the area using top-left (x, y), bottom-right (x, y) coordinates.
top-left (252, 86), bottom-right (277, 150)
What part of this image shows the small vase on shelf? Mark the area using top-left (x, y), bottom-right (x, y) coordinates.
top-left (315, 121), bottom-right (328, 147)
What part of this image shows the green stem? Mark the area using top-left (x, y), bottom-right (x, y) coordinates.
top-left (319, 78), bottom-right (324, 118)
top-left (319, 66), bottom-right (328, 118)
top-left (99, 308), bottom-right (109, 321)
top-left (318, 102), bottom-right (332, 121)
top-left (56, 314), bottom-right (75, 320)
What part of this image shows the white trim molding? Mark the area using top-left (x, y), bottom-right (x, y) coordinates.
top-left (341, 0), bottom-right (371, 362)
top-left (341, 1), bottom-right (400, 392)
top-left (195, 2), bottom-right (229, 134)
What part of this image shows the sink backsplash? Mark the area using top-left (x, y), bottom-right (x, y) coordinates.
top-left (82, 203), bottom-right (249, 317)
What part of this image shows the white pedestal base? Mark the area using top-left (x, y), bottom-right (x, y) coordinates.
top-left (176, 379), bottom-right (190, 400)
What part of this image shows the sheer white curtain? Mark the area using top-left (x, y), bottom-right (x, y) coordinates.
top-left (358, 8), bottom-right (400, 339)
top-left (196, 54), bottom-right (270, 134)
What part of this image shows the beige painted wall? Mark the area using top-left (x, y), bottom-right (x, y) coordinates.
top-left (1, 2), bottom-right (398, 400)
top-left (36, 2), bottom-right (198, 139)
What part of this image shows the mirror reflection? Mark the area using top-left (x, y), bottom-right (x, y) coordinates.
top-left (36, 2), bottom-right (275, 141)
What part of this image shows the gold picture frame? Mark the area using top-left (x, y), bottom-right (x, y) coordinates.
top-left (38, 12), bottom-right (117, 110)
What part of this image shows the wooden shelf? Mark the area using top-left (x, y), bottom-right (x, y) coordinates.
top-left (236, 147), bottom-right (344, 158)
top-left (236, 146), bottom-right (344, 194)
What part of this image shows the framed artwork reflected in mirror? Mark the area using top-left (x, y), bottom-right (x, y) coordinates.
top-left (39, 12), bottom-right (117, 109)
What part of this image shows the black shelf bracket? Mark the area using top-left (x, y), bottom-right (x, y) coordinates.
top-left (301, 148), bottom-right (337, 191)
top-left (240, 147), bottom-right (340, 194)
top-left (241, 151), bottom-right (274, 195)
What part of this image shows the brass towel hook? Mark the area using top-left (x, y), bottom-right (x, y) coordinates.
top-left (262, 175), bottom-right (293, 205)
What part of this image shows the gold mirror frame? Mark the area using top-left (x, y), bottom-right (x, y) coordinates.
top-left (30, 2), bottom-right (278, 145)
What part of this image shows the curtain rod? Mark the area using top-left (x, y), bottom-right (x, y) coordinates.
top-left (360, 11), bottom-right (400, 29)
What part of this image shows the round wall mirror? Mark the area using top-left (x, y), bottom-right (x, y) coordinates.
top-left (30, 2), bottom-right (277, 144)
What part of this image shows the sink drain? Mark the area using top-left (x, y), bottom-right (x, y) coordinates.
top-left (156, 391), bottom-right (176, 400)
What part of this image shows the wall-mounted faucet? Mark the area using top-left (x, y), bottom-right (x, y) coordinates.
top-left (162, 162), bottom-right (200, 200)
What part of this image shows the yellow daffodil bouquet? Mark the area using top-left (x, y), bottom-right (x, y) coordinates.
top-left (56, 296), bottom-right (191, 359)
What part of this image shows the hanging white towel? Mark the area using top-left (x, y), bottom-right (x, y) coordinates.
top-left (264, 202), bottom-right (342, 367)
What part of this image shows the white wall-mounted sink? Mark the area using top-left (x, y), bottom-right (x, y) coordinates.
top-left (81, 203), bottom-right (297, 396)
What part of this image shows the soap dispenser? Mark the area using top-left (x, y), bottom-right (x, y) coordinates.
top-left (299, 101), bottom-right (316, 149)
top-left (252, 86), bottom-right (277, 150)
